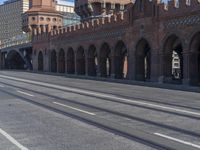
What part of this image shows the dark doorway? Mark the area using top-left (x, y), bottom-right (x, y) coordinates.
top-left (6, 51), bottom-right (25, 69)
top-left (163, 35), bottom-right (183, 84)
top-left (99, 43), bottom-right (111, 77)
top-left (114, 41), bottom-right (128, 79)
top-left (67, 48), bottom-right (75, 74)
top-left (135, 39), bottom-right (151, 81)
top-left (88, 45), bottom-right (98, 76)
top-left (76, 47), bottom-right (85, 75)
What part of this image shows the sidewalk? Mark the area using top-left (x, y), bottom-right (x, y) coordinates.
top-left (26, 70), bottom-right (200, 93)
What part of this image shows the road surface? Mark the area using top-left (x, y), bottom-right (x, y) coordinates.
top-left (0, 71), bottom-right (199, 150)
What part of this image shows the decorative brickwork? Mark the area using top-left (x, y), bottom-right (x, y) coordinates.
top-left (30, 0), bottom-right (200, 86)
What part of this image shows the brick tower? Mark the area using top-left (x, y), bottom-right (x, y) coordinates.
top-left (22, 0), bottom-right (63, 33)
top-left (74, 0), bottom-right (132, 21)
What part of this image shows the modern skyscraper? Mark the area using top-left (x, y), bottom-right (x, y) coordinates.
top-left (56, 1), bottom-right (80, 26)
top-left (0, 0), bottom-right (29, 43)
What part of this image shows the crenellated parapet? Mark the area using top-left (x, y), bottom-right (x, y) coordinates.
top-left (157, 0), bottom-right (200, 17)
top-left (32, 0), bottom-right (200, 42)
top-left (127, 0), bottom-right (200, 29)
top-left (126, 0), bottom-right (200, 20)
top-left (33, 11), bottom-right (128, 42)
top-left (155, 0), bottom-right (200, 30)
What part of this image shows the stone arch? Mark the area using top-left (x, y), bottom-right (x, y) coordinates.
top-left (51, 50), bottom-right (57, 73)
top-left (67, 47), bottom-right (75, 74)
top-left (99, 43), bottom-right (111, 77)
top-left (58, 49), bottom-right (65, 73)
top-left (76, 46), bottom-right (85, 75)
top-left (88, 45), bottom-right (98, 76)
top-left (189, 32), bottom-right (200, 85)
top-left (163, 34), bottom-right (183, 83)
top-left (114, 41), bottom-right (128, 79)
top-left (135, 38), bottom-right (151, 81)
top-left (6, 50), bottom-right (25, 69)
top-left (38, 51), bottom-right (44, 71)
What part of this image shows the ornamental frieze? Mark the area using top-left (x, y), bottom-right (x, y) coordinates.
top-left (164, 14), bottom-right (200, 29)
top-left (60, 28), bottom-right (127, 43)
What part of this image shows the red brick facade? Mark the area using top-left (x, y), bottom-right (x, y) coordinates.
top-left (31, 0), bottom-right (200, 86)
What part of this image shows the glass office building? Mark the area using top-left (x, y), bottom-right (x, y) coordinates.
top-left (56, 1), bottom-right (80, 26)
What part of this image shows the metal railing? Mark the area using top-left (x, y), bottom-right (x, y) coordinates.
top-left (0, 33), bottom-right (32, 49)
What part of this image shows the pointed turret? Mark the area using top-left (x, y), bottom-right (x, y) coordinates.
top-left (22, 0), bottom-right (63, 33)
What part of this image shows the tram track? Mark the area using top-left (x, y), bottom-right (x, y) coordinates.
top-left (0, 74), bottom-right (200, 149)
top-left (0, 88), bottom-right (198, 150)
top-left (0, 78), bottom-right (199, 139)
top-left (0, 75), bottom-right (199, 120)
top-left (0, 73), bottom-right (200, 112)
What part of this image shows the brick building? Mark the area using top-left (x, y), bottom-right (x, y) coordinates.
top-left (22, 0), bottom-right (200, 86)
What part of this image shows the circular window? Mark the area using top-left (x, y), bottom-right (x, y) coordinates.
top-left (46, 18), bottom-right (51, 22)
top-left (40, 17), bottom-right (44, 21)
top-left (53, 18), bottom-right (57, 22)
top-left (32, 17), bottom-right (35, 21)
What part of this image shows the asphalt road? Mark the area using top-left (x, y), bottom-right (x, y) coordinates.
top-left (0, 71), bottom-right (199, 150)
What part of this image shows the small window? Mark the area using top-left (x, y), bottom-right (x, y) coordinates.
top-left (40, 17), bottom-right (44, 21)
top-left (32, 17), bottom-right (35, 21)
top-left (53, 18), bottom-right (57, 22)
top-left (46, 18), bottom-right (51, 21)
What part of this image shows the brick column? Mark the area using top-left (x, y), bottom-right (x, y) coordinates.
top-left (97, 54), bottom-right (101, 77)
top-left (127, 48), bottom-right (135, 80)
top-left (32, 51), bottom-right (37, 71)
top-left (48, 51), bottom-right (51, 72)
top-left (158, 52), bottom-right (165, 83)
top-left (150, 51), bottom-right (160, 82)
top-left (85, 54), bottom-right (88, 76)
top-left (65, 50), bottom-right (68, 74)
top-left (0, 52), bottom-right (2, 70)
top-left (110, 52), bottom-right (115, 78)
top-left (188, 51), bottom-right (199, 85)
top-left (74, 51), bottom-right (78, 75)
top-left (56, 51), bottom-right (59, 73)
top-left (182, 51), bottom-right (190, 85)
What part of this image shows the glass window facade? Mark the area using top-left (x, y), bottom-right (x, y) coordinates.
top-left (56, 4), bottom-right (80, 26)
top-left (62, 12), bottom-right (80, 26)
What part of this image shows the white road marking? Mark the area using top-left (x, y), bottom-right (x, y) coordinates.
top-left (0, 128), bottom-right (29, 150)
top-left (0, 84), bottom-right (5, 87)
top-left (0, 75), bottom-right (200, 117)
top-left (53, 101), bottom-right (96, 116)
top-left (154, 133), bottom-right (200, 149)
top-left (114, 97), bottom-right (200, 117)
top-left (17, 90), bottom-right (34, 97)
